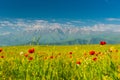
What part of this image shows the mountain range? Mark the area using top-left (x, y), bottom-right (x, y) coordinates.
top-left (0, 19), bottom-right (120, 46)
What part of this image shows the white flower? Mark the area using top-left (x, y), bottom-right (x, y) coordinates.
top-left (20, 51), bottom-right (24, 55)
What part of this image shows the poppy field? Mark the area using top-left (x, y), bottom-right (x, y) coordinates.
top-left (0, 42), bottom-right (120, 80)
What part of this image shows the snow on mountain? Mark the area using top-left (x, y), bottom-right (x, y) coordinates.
top-left (0, 19), bottom-right (120, 45)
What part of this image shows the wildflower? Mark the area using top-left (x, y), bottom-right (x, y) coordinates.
top-left (28, 57), bottom-right (33, 60)
top-left (96, 53), bottom-right (99, 56)
top-left (20, 51), bottom-right (24, 55)
top-left (109, 46), bottom-right (118, 52)
top-left (89, 50), bottom-right (95, 55)
top-left (83, 53), bottom-right (88, 59)
top-left (24, 53), bottom-right (29, 57)
top-left (100, 41), bottom-right (106, 45)
top-left (96, 52), bottom-right (101, 56)
top-left (84, 53), bottom-right (87, 56)
top-left (50, 56), bottom-right (54, 59)
top-left (115, 50), bottom-right (118, 52)
top-left (76, 61), bottom-right (81, 65)
top-left (55, 56), bottom-right (57, 58)
top-left (43, 56), bottom-right (48, 60)
top-left (70, 55), bottom-right (72, 58)
top-left (110, 47), bottom-right (115, 51)
top-left (69, 52), bottom-right (73, 55)
top-left (93, 57), bottom-right (97, 61)
top-left (58, 53), bottom-right (61, 55)
top-left (28, 48), bottom-right (35, 53)
top-left (1, 56), bottom-right (4, 58)
top-left (0, 48), bottom-right (3, 52)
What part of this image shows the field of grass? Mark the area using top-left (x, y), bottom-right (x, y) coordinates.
top-left (0, 44), bottom-right (120, 80)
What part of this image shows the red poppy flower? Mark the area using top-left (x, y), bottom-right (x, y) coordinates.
top-left (69, 52), bottom-right (73, 55)
top-left (93, 57), bottom-right (97, 61)
top-left (76, 61), bottom-right (81, 65)
top-left (1, 56), bottom-right (4, 58)
top-left (24, 53), bottom-right (29, 57)
top-left (89, 50), bottom-right (95, 55)
top-left (100, 41), bottom-right (106, 45)
top-left (50, 56), bottom-right (54, 59)
top-left (28, 48), bottom-right (35, 53)
top-left (0, 48), bottom-right (3, 52)
top-left (28, 57), bottom-right (33, 60)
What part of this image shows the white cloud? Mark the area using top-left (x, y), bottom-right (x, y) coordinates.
top-left (70, 20), bottom-right (84, 24)
top-left (106, 18), bottom-right (120, 21)
top-left (0, 21), bottom-right (14, 26)
top-left (0, 19), bottom-right (120, 35)
top-left (0, 32), bottom-right (11, 36)
top-left (81, 24), bottom-right (120, 32)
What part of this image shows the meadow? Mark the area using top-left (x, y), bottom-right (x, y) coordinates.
top-left (0, 43), bottom-right (120, 80)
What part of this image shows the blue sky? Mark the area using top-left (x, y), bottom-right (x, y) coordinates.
top-left (0, 0), bottom-right (120, 20)
top-left (1, 0), bottom-right (120, 45)
top-left (1, 0), bottom-right (120, 35)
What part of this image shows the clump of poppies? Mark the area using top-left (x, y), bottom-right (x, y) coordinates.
top-left (92, 57), bottom-right (97, 61)
top-left (28, 56), bottom-right (33, 61)
top-left (89, 50), bottom-right (95, 55)
top-left (0, 48), bottom-right (3, 52)
top-left (76, 61), bottom-right (81, 65)
top-left (28, 48), bottom-right (35, 53)
top-left (100, 41), bottom-right (106, 45)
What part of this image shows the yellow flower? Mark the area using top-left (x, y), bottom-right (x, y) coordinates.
top-left (110, 46), bottom-right (115, 51)
top-left (109, 46), bottom-right (117, 52)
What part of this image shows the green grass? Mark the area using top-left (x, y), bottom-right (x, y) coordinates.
top-left (0, 44), bottom-right (120, 80)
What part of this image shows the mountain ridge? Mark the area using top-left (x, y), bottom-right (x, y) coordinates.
top-left (1, 19), bottom-right (120, 46)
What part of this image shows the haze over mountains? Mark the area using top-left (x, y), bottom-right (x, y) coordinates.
top-left (0, 19), bottom-right (120, 46)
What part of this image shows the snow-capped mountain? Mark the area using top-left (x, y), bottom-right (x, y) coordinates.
top-left (0, 19), bottom-right (120, 46)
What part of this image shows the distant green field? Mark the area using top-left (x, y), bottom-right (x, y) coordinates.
top-left (0, 44), bottom-right (120, 80)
